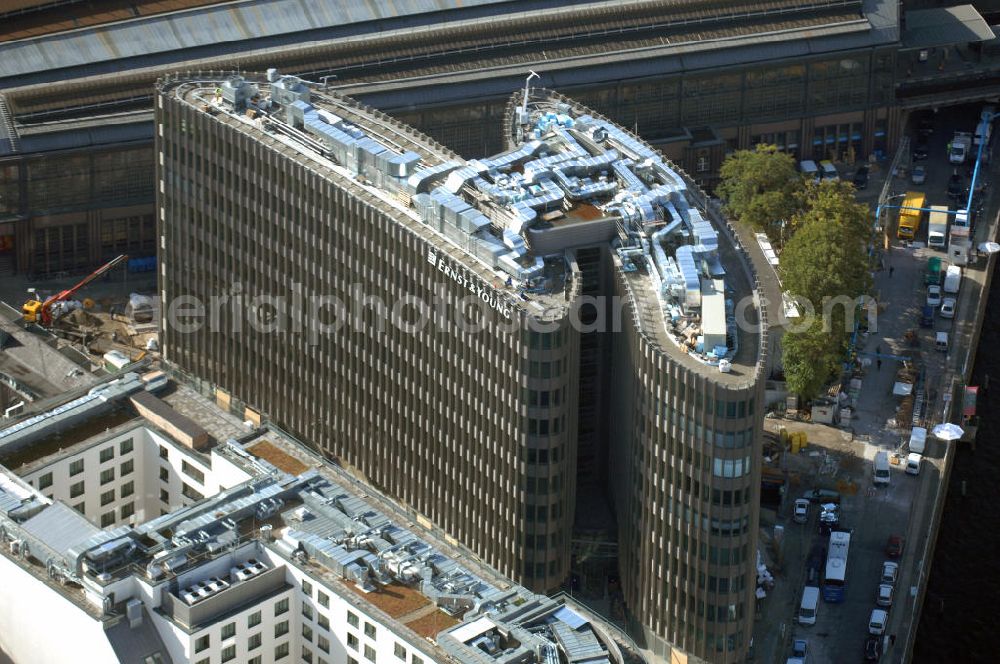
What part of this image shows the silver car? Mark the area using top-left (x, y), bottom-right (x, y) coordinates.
top-left (877, 583), bottom-right (894, 607)
top-left (881, 561), bottom-right (899, 585)
top-left (793, 498), bottom-right (810, 524)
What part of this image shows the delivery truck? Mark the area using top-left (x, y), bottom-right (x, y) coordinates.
top-left (927, 205), bottom-right (950, 250)
top-left (897, 191), bottom-right (926, 241)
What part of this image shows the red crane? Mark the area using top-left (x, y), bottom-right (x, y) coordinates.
top-left (22, 254), bottom-right (129, 326)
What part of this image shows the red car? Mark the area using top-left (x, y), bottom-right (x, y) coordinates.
top-left (885, 535), bottom-right (904, 558)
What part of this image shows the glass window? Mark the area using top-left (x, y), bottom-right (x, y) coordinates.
top-left (182, 460), bottom-right (205, 484)
top-left (38, 473), bottom-right (53, 490)
top-left (70, 481), bottom-right (85, 498)
top-left (69, 459), bottom-right (84, 476)
top-left (182, 483), bottom-right (204, 501)
top-left (100, 447), bottom-right (114, 463)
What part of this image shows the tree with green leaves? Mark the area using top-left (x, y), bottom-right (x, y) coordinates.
top-left (778, 181), bottom-right (873, 400)
top-left (716, 144), bottom-right (804, 241)
top-left (780, 181), bottom-right (872, 311)
top-left (782, 318), bottom-right (846, 403)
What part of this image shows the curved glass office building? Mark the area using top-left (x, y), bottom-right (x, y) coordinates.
top-left (157, 72), bottom-right (769, 663)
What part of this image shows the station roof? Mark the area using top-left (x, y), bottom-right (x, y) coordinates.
top-left (902, 5), bottom-right (994, 49)
top-left (0, 0), bottom-right (569, 85)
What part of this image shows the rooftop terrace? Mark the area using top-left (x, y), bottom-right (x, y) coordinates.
top-left (170, 71), bottom-right (764, 375)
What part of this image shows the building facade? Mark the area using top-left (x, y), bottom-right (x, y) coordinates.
top-left (3, 0), bottom-right (1000, 276)
top-left (156, 72), bottom-right (769, 663)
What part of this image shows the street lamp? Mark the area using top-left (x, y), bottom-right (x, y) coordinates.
top-left (521, 70), bottom-right (540, 116)
top-left (964, 110), bottom-right (998, 215)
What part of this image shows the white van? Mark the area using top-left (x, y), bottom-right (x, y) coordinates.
top-left (819, 160), bottom-right (839, 181)
top-left (798, 586), bottom-right (820, 625)
top-left (906, 452), bottom-right (922, 475)
top-left (873, 451), bottom-right (891, 487)
top-left (909, 426), bottom-right (927, 454)
top-left (944, 265), bottom-right (962, 294)
top-left (800, 160), bottom-right (820, 184)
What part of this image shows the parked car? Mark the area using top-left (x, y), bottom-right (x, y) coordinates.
top-left (913, 140), bottom-right (929, 160)
top-left (877, 583), bottom-right (894, 607)
top-left (881, 560), bottom-right (899, 585)
top-left (806, 544), bottom-right (827, 586)
top-left (818, 503), bottom-right (840, 534)
top-left (853, 165), bottom-right (870, 189)
top-left (911, 165), bottom-right (927, 185)
top-left (864, 635), bottom-right (883, 661)
top-left (802, 488), bottom-right (841, 504)
top-left (941, 297), bottom-right (956, 319)
top-left (886, 534), bottom-right (905, 558)
top-left (918, 116), bottom-right (934, 138)
top-left (926, 284), bottom-right (942, 307)
top-left (948, 172), bottom-right (965, 200)
top-left (820, 160), bottom-right (839, 182)
top-left (793, 498), bottom-right (810, 524)
top-left (869, 608), bottom-right (888, 636)
top-left (919, 304), bottom-right (934, 327)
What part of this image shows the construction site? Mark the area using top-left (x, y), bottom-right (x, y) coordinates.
top-left (0, 256), bottom-right (158, 422)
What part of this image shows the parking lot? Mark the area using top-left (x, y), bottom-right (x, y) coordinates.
top-left (753, 102), bottom-right (997, 664)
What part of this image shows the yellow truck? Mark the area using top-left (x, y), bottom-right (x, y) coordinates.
top-left (897, 191), bottom-right (926, 241)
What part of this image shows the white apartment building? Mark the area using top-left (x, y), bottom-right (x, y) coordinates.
top-left (0, 372), bottom-right (629, 664)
